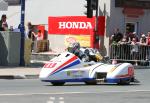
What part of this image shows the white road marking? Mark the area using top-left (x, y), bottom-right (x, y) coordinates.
top-left (0, 90), bottom-right (150, 96)
top-left (47, 101), bottom-right (54, 103)
top-left (49, 97), bottom-right (55, 100)
top-left (47, 97), bottom-right (65, 103)
top-left (47, 97), bottom-right (55, 103)
top-left (59, 97), bottom-right (64, 100)
top-left (59, 101), bottom-right (65, 103)
top-left (59, 97), bottom-right (65, 103)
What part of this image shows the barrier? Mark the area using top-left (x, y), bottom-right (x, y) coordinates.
top-left (110, 44), bottom-right (150, 66)
top-left (0, 31), bottom-right (21, 66)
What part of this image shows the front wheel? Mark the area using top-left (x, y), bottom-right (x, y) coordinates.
top-left (51, 82), bottom-right (65, 86)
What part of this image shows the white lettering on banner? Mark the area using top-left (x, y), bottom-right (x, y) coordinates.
top-left (58, 22), bottom-right (92, 29)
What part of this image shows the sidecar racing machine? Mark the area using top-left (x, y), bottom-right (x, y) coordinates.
top-left (39, 51), bottom-right (137, 86)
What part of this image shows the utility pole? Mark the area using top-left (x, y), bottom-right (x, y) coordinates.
top-left (95, 0), bottom-right (99, 33)
top-left (20, 0), bottom-right (25, 66)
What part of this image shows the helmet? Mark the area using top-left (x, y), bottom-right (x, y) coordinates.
top-left (67, 42), bottom-right (80, 55)
top-left (72, 42), bottom-right (80, 50)
top-left (67, 42), bottom-right (80, 53)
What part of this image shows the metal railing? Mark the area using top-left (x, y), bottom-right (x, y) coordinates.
top-left (109, 44), bottom-right (150, 66)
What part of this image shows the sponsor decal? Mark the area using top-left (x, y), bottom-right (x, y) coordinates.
top-left (48, 16), bottom-right (95, 35)
top-left (67, 71), bottom-right (85, 78)
top-left (58, 22), bottom-right (92, 29)
top-left (65, 35), bottom-right (91, 47)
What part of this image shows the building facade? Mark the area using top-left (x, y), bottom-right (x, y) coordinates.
top-left (1, 0), bottom-right (150, 55)
top-left (99, 0), bottom-right (150, 55)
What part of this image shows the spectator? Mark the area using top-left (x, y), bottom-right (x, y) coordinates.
top-left (146, 31), bottom-right (150, 45)
top-left (127, 32), bottom-right (139, 43)
top-left (0, 14), bottom-right (8, 31)
top-left (139, 34), bottom-right (146, 45)
top-left (27, 22), bottom-right (35, 40)
top-left (37, 30), bottom-right (43, 41)
top-left (139, 34), bottom-right (147, 61)
top-left (110, 28), bottom-right (123, 44)
top-left (146, 31), bottom-right (150, 60)
top-left (31, 29), bottom-right (44, 52)
top-left (131, 37), bottom-right (139, 65)
top-left (118, 34), bottom-right (131, 45)
top-left (26, 22), bottom-right (36, 51)
top-left (118, 35), bottom-right (130, 60)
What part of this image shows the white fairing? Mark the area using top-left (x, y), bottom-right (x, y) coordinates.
top-left (39, 52), bottom-right (135, 84)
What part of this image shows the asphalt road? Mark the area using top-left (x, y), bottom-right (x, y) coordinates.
top-left (0, 69), bottom-right (150, 103)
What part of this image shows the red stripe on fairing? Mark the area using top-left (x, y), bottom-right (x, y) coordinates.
top-left (116, 68), bottom-right (134, 78)
top-left (116, 74), bottom-right (130, 78)
top-left (50, 56), bottom-right (78, 75)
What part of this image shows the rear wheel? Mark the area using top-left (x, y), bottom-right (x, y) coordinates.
top-left (51, 82), bottom-right (65, 86)
top-left (117, 78), bottom-right (131, 85)
top-left (85, 80), bottom-right (97, 85)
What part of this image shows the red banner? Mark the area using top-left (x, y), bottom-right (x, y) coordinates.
top-left (97, 16), bottom-right (105, 36)
top-left (48, 16), bottom-right (95, 35)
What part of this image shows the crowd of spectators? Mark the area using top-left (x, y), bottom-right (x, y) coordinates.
top-left (110, 28), bottom-right (150, 65)
top-left (110, 28), bottom-right (150, 46)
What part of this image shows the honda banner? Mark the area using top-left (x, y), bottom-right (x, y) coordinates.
top-left (48, 16), bottom-right (95, 35)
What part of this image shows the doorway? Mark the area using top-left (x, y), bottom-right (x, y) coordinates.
top-left (125, 22), bottom-right (138, 34)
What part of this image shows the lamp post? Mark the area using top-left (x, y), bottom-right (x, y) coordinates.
top-left (20, 0), bottom-right (25, 66)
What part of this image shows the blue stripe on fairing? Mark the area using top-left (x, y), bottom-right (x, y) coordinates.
top-left (51, 59), bottom-right (81, 75)
top-left (42, 77), bottom-right (131, 83)
top-left (106, 77), bottom-right (131, 83)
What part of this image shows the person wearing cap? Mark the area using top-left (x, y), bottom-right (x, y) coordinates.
top-left (0, 14), bottom-right (8, 31)
top-left (139, 34), bottom-right (146, 45)
top-left (139, 33), bottom-right (147, 61)
top-left (127, 32), bottom-right (139, 44)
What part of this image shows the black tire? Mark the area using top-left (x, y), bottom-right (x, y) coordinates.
top-left (117, 78), bottom-right (131, 85)
top-left (85, 80), bottom-right (97, 85)
top-left (51, 82), bottom-right (65, 86)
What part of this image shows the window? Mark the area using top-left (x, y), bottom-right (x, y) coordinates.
top-left (115, 0), bottom-right (150, 9)
top-left (4, 0), bottom-right (21, 6)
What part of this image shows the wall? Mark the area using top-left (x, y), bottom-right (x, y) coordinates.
top-left (1, 0), bottom-right (86, 29)
top-left (98, 0), bottom-right (111, 56)
top-left (0, 31), bottom-right (21, 66)
top-left (140, 9), bottom-right (150, 34)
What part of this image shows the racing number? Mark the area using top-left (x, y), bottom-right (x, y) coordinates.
top-left (44, 63), bottom-right (57, 68)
